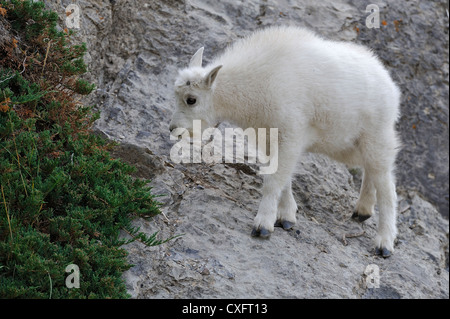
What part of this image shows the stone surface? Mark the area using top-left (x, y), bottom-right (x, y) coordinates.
top-left (41, 0), bottom-right (448, 298)
top-left (115, 144), bottom-right (449, 298)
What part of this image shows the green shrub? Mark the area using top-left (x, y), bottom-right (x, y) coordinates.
top-left (74, 79), bottom-right (96, 95)
top-left (2, 0), bottom-right (59, 40)
top-left (0, 1), bottom-right (172, 298)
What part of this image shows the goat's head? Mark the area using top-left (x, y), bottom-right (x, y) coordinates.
top-left (170, 47), bottom-right (222, 136)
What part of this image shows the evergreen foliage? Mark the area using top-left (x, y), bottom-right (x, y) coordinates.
top-left (0, 0), bottom-right (171, 298)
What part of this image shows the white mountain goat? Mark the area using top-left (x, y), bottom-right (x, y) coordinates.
top-left (169, 26), bottom-right (401, 257)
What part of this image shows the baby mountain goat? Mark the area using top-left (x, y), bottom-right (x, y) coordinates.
top-left (170, 26), bottom-right (401, 257)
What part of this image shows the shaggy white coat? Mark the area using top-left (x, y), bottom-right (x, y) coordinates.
top-left (170, 26), bottom-right (401, 254)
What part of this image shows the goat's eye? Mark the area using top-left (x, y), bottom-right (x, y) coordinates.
top-left (186, 81), bottom-right (190, 86)
top-left (186, 97), bottom-right (197, 105)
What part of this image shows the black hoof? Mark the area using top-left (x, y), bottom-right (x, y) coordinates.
top-left (260, 228), bottom-right (271, 238)
top-left (281, 220), bottom-right (294, 230)
top-left (275, 220), bottom-right (294, 230)
top-left (352, 211), bottom-right (371, 222)
top-left (375, 247), bottom-right (392, 258)
top-left (251, 227), bottom-right (271, 239)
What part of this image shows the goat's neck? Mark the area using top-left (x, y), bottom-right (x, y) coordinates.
top-left (212, 71), bottom-right (248, 128)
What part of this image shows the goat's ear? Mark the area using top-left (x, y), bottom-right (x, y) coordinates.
top-left (189, 47), bottom-right (204, 68)
top-left (204, 65), bottom-right (222, 88)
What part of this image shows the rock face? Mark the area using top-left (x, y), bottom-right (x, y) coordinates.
top-left (117, 145), bottom-right (449, 298)
top-left (43, 0), bottom-right (448, 298)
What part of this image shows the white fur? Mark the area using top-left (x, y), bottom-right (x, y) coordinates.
top-left (170, 26), bottom-right (401, 253)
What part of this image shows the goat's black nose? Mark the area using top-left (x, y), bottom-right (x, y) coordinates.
top-left (169, 123), bottom-right (176, 132)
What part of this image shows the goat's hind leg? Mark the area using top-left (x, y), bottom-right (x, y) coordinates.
top-left (373, 170), bottom-right (398, 258)
top-left (353, 167), bottom-right (397, 257)
top-left (360, 135), bottom-right (399, 257)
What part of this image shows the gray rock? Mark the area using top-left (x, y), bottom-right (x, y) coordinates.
top-left (41, 0), bottom-right (449, 298)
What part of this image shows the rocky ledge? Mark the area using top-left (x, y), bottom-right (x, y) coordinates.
top-left (42, 0), bottom-right (448, 298)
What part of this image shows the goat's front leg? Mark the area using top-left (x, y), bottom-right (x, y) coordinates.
top-left (251, 176), bottom-right (283, 238)
top-left (251, 142), bottom-right (300, 238)
top-left (275, 178), bottom-right (298, 230)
